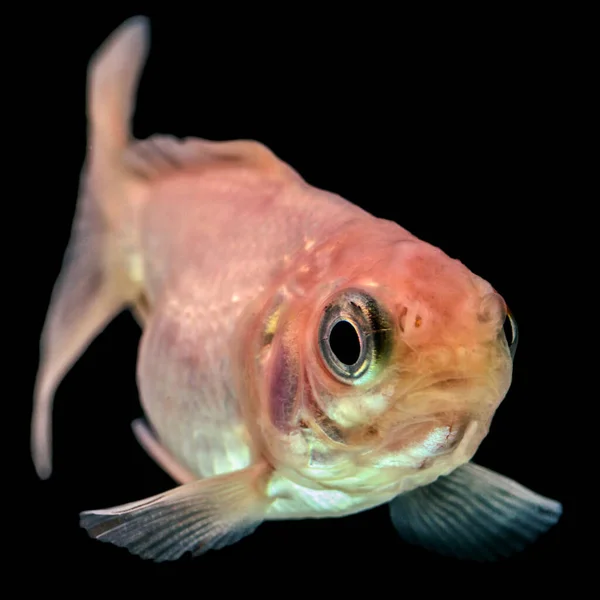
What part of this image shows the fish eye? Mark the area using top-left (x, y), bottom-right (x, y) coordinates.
top-left (503, 307), bottom-right (519, 359)
top-left (318, 289), bottom-right (391, 384)
top-left (329, 320), bottom-right (362, 366)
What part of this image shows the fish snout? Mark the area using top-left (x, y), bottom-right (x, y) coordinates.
top-left (477, 292), bottom-right (506, 330)
top-left (477, 292), bottom-right (518, 358)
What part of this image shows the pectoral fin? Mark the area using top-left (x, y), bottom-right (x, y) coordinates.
top-left (80, 462), bottom-right (271, 561)
top-left (389, 462), bottom-right (562, 561)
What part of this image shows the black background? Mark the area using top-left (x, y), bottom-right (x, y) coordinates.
top-left (19, 5), bottom-right (585, 590)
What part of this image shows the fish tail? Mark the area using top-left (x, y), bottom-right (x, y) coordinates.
top-left (88, 16), bottom-right (149, 160)
top-left (31, 17), bottom-right (150, 479)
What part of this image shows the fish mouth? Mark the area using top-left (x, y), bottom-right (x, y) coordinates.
top-left (362, 410), bottom-right (471, 471)
top-left (428, 375), bottom-right (473, 391)
top-left (404, 372), bottom-right (485, 397)
top-left (423, 373), bottom-right (503, 409)
top-left (376, 371), bottom-right (499, 443)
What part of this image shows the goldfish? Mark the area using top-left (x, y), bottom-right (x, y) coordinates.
top-left (31, 16), bottom-right (562, 562)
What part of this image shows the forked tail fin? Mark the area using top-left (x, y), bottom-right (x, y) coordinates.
top-left (32, 17), bottom-right (150, 479)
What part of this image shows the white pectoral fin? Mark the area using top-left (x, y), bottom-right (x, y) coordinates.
top-left (80, 462), bottom-right (272, 561)
top-left (389, 462), bottom-right (562, 561)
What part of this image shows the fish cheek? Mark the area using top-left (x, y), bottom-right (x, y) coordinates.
top-left (267, 341), bottom-right (301, 432)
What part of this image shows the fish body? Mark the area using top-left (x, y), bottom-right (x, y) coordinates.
top-left (31, 17), bottom-right (561, 561)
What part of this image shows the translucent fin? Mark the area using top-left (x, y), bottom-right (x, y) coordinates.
top-left (31, 185), bottom-right (128, 479)
top-left (389, 462), bottom-right (562, 561)
top-left (80, 462), bottom-right (271, 561)
top-left (124, 134), bottom-right (301, 181)
top-left (131, 419), bottom-right (196, 484)
top-left (87, 16), bottom-right (150, 153)
top-left (31, 18), bottom-right (150, 479)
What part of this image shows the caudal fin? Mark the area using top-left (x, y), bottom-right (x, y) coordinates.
top-left (31, 17), bottom-right (151, 479)
top-left (88, 16), bottom-right (150, 155)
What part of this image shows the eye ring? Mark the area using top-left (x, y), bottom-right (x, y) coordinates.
top-left (504, 306), bottom-right (519, 359)
top-left (318, 289), bottom-right (391, 384)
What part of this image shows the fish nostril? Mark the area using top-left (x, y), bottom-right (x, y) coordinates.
top-left (398, 306), bottom-right (408, 332)
top-left (477, 293), bottom-right (506, 329)
top-left (398, 306), bottom-right (424, 333)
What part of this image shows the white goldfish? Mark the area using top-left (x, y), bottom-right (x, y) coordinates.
top-left (31, 17), bottom-right (561, 562)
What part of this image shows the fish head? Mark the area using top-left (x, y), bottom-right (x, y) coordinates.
top-left (242, 224), bottom-right (516, 495)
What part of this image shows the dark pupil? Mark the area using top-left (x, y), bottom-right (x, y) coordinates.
top-left (329, 321), bottom-right (361, 366)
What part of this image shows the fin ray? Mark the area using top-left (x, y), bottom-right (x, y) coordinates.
top-left (389, 462), bottom-right (562, 561)
top-left (80, 463), bottom-right (271, 561)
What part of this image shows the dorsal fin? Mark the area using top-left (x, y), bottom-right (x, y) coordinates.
top-left (123, 135), bottom-right (301, 181)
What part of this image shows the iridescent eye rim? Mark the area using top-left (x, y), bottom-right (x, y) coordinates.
top-left (318, 289), bottom-right (392, 385)
top-left (506, 306), bottom-right (519, 359)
